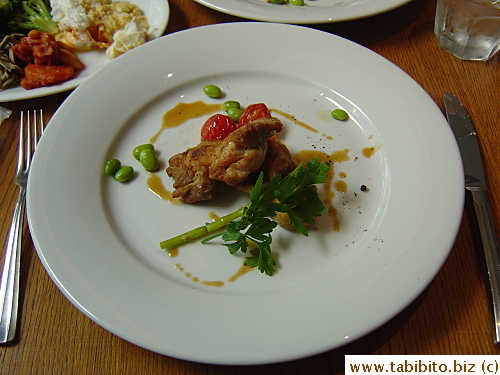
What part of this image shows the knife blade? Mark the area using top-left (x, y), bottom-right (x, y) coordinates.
top-left (443, 92), bottom-right (500, 345)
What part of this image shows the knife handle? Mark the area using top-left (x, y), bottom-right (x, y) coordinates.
top-left (469, 189), bottom-right (500, 344)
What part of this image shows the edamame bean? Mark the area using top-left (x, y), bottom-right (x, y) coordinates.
top-left (289, 0), bottom-right (304, 5)
top-left (139, 148), bottom-right (159, 172)
top-left (114, 166), bottom-right (134, 182)
top-left (223, 100), bottom-right (240, 111)
top-left (133, 143), bottom-right (154, 160)
top-left (203, 84), bottom-right (222, 98)
top-left (331, 109), bottom-right (349, 121)
top-left (104, 159), bottom-right (121, 176)
top-left (227, 107), bottom-right (243, 122)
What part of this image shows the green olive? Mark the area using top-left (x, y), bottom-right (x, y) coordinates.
top-left (223, 100), bottom-right (240, 111)
top-left (132, 143), bottom-right (154, 160)
top-left (114, 166), bottom-right (134, 182)
top-left (227, 107), bottom-right (243, 122)
top-left (203, 84), bottom-right (222, 98)
top-left (331, 109), bottom-right (349, 121)
top-left (139, 149), bottom-right (159, 172)
top-left (104, 159), bottom-right (121, 176)
top-left (289, 0), bottom-right (304, 4)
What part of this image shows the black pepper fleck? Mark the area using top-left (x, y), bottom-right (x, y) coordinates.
top-left (360, 184), bottom-right (368, 192)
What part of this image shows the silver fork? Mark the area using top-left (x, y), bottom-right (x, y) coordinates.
top-left (0, 110), bottom-right (45, 344)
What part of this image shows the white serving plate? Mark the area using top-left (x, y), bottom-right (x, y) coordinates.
top-left (27, 22), bottom-right (464, 365)
top-left (0, 0), bottom-right (169, 102)
top-left (194, 0), bottom-right (412, 24)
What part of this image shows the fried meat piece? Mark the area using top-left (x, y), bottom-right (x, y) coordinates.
top-left (166, 140), bottom-right (218, 204)
top-left (235, 135), bottom-right (297, 193)
top-left (209, 118), bottom-right (283, 186)
top-left (166, 117), bottom-right (286, 203)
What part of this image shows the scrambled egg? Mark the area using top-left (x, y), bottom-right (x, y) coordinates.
top-left (106, 19), bottom-right (147, 59)
top-left (51, 0), bottom-right (150, 58)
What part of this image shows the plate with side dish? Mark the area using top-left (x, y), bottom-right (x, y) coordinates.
top-left (27, 22), bottom-right (464, 365)
top-left (0, 0), bottom-right (169, 102)
top-left (194, 0), bottom-right (412, 24)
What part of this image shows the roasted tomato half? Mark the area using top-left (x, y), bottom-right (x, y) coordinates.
top-left (201, 114), bottom-right (237, 140)
top-left (238, 103), bottom-right (272, 127)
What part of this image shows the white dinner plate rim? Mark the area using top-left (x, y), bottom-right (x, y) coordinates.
top-left (27, 22), bottom-right (464, 365)
top-left (193, 0), bottom-right (412, 24)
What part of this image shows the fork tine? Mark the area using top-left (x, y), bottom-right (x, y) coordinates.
top-left (26, 111), bottom-right (32, 171)
top-left (18, 112), bottom-right (25, 175)
top-left (37, 108), bottom-right (45, 143)
top-left (37, 109), bottom-right (44, 138)
top-left (25, 109), bottom-right (44, 171)
top-left (35, 109), bottom-right (44, 156)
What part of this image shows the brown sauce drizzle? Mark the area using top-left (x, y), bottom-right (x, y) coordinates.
top-left (150, 101), bottom-right (222, 143)
top-left (175, 263), bottom-right (224, 287)
top-left (173, 260), bottom-right (255, 287)
top-left (173, 260), bottom-right (254, 287)
top-left (362, 143), bottom-right (383, 158)
top-left (270, 108), bottom-right (333, 139)
top-left (147, 173), bottom-right (181, 205)
top-left (270, 108), bottom-right (318, 133)
top-left (208, 211), bottom-right (220, 221)
top-left (201, 281), bottom-right (224, 287)
top-left (334, 180), bottom-right (348, 194)
top-left (293, 149), bottom-right (350, 232)
top-left (228, 264), bottom-right (254, 282)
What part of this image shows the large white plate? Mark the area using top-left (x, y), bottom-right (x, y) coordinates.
top-left (194, 0), bottom-right (412, 24)
top-left (0, 0), bottom-right (169, 103)
top-left (27, 22), bottom-right (464, 365)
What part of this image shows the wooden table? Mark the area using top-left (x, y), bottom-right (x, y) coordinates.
top-left (1, 0), bottom-right (499, 373)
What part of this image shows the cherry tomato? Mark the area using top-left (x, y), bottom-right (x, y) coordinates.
top-left (238, 103), bottom-right (271, 127)
top-left (200, 114), bottom-right (237, 140)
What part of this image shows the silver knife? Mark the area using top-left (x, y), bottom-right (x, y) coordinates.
top-left (443, 92), bottom-right (500, 344)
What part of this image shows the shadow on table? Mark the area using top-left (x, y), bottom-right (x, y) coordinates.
top-left (309, 0), bottom-right (431, 48)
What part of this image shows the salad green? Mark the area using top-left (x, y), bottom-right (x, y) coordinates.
top-left (1, 0), bottom-right (58, 35)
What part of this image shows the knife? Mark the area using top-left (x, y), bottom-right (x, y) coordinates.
top-left (443, 92), bottom-right (500, 345)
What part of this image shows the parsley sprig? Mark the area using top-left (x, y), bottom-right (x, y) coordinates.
top-left (159, 158), bottom-right (331, 275)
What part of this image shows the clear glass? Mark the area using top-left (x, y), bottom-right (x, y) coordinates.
top-left (434, 0), bottom-right (500, 61)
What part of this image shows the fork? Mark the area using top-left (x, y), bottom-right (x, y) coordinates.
top-left (0, 110), bottom-right (45, 344)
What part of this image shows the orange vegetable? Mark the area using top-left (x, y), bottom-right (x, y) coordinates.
top-left (13, 31), bottom-right (85, 90)
top-left (20, 64), bottom-right (75, 90)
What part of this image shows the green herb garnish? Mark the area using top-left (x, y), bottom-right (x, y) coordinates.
top-left (159, 158), bottom-right (331, 276)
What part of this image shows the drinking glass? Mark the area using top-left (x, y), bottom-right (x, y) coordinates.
top-left (434, 0), bottom-right (500, 61)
